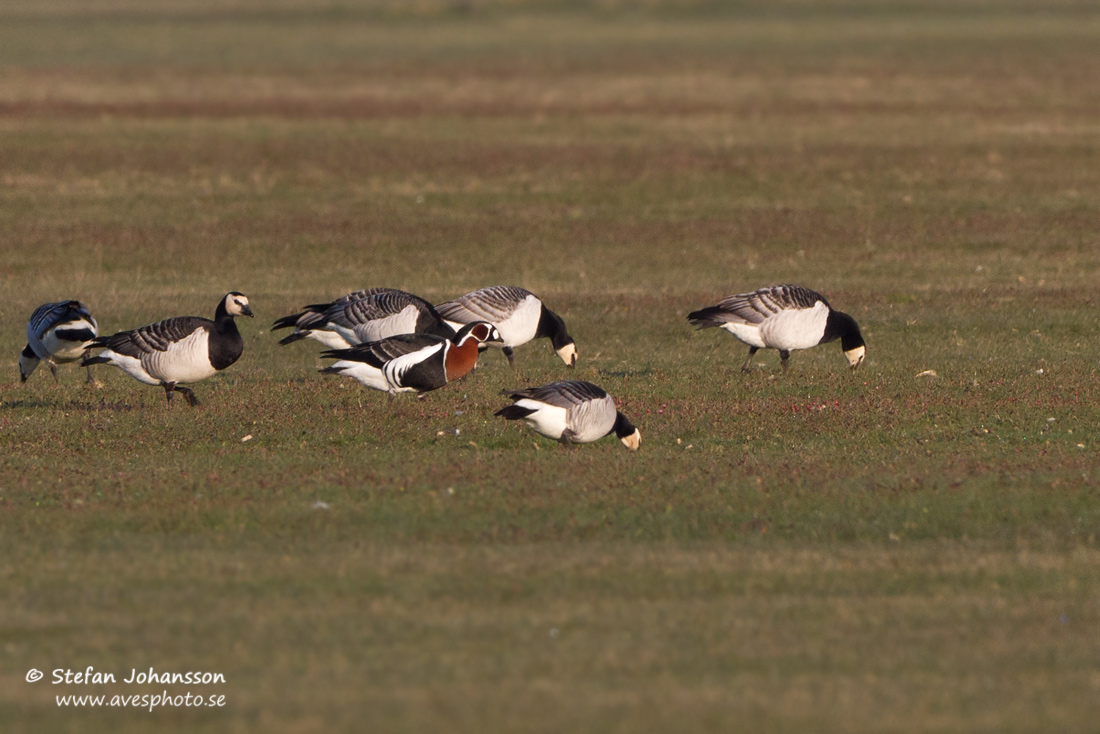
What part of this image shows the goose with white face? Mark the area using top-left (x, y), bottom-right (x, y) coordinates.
top-left (272, 288), bottom-right (454, 349)
top-left (688, 284), bottom-right (865, 372)
top-left (20, 300), bottom-right (99, 383)
top-left (436, 286), bottom-right (577, 368)
top-left (82, 292), bottom-right (252, 406)
top-left (495, 380), bottom-right (640, 451)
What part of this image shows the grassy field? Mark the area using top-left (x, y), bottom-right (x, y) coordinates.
top-left (2, 1), bottom-right (1100, 731)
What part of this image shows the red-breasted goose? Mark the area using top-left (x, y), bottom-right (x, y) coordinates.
top-left (319, 321), bottom-right (502, 398)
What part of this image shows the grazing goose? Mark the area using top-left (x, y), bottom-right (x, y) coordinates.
top-left (436, 286), bottom-right (577, 368)
top-left (688, 284), bottom-right (865, 371)
top-left (82, 292), bottom-right (253, 406)
top-left (319, 321), bottom-right (502, 398)
top-left (495, 380), bottom-right (641, 450)
top-left (19, 300), bottom-right (99, 383)
top-left (272, 288), bottom-right (454, 350)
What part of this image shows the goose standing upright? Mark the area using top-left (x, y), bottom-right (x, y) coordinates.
top-left (435, 286), bottom-right (577, 368)
top-left (272, 288), bottom-right (453, 349)
top-left (82, 292), bottom-right (253, 406)
top-left (319, 321), bottom-right (502, 398)
top-left (19, 300), bottom-right (99, 383)
top-left (688, 284), bottom-right (865, 371)
top-left (495, 380), bottom-right (640, 450)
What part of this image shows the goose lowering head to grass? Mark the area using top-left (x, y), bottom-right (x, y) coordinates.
top-left (82, 292), bottom-right (253, 406)
top-left (495, 380), bottom-right (640, 450)
top-left (18, 301), bottom-right (99, 387)
top-left (435, 286), bottom-right (577, 368)
top-left (688, 284), bottom-right (865, 372)
top-left (20, 300), bottom-right (99, 384)
top-left (272, 288), bottom-right (454, 350)
top-left (319, 321), bottom-right (502, 398)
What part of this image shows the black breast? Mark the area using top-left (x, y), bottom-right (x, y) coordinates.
top-left (209, 321), bottom-right (244, 370)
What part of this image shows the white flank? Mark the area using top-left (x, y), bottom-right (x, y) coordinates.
top-left (333, 304), bottom-right (422, 345)
top-left (515, 400), bottom-right (570, 440)
top-left (143, 330), bottom-right (216, 384)
top-left (101, 352), bottom-right (160, 385)
top-left (330, 361), bottom-right (401, 392)
top-left (41, 331), bottom-right (89, 363)
top-left (720, 322), bottom-right (766, 349)
top-left (303, 329), bottom-right (355, 350)
top-left (39, 316), bottom-right (97, 362)
top-left (443, 295), bottom-right (541, 349)
top-left (758, 301), bottom-right (829, 351)
top-left (565, 395), bottom-right (616, 443)
top-left (492, 295), bottom-right (542, 348)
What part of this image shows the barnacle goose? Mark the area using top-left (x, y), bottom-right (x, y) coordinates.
top-left (688, 284), bottom-right (865, 371)
top-left (319, 321), bottom-right (502, 398)
top-left (19, 300), bottom-right (99, 383)
top-left (272, 288), bottom-right (454, 350)
top-left (495, 380), bottom-right (640, 450)
top-left (435, 286), bottom-right (577, 368)
top-left (81, 292), bottom-right (253, 406)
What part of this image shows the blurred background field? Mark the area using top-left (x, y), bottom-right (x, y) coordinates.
top-left (1, 1), bottom-right (1099, 732)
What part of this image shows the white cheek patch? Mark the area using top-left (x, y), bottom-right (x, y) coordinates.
top-left (845, 345), bottom-right (866, 368)
top-left (556, 343), bottom-right (578, 366)
top-left (620, 430), bottom-right (641, 451)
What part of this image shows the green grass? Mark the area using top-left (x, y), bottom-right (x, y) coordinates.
top-left (3, 1), bottom-right (1100, 731)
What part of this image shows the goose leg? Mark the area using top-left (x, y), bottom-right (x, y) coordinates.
top-left (779, 350), bottom-right (791, 371)
top-left (162, 381), bottom-right (177, 405)
top-left (740, 347), bottom-right (759, 373)
top-left (48, 360), bottom-right (59, 382)
top-left (503, 346), bottom-right (516, 369)
top-left (176, 386), bottom-right (200, 406)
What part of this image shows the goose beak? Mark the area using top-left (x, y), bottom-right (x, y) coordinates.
top-left (242, 305), bottom-right (255, 318)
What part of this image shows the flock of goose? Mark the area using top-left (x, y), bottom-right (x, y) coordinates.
top-left (18, 284), bottom-right (866, 451)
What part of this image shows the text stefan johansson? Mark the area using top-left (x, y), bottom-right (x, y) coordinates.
top-left (52, 667), bottom-right (225, 685)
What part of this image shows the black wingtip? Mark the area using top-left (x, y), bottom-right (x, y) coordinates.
top-left (495, 404), bottom-right (536, 420)
top-left (686, 307), bottom-right (724, 329)
top-left (271, 313), bottom-right (303, 331)
top-left (278, 332), bottom-right (309, 346)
